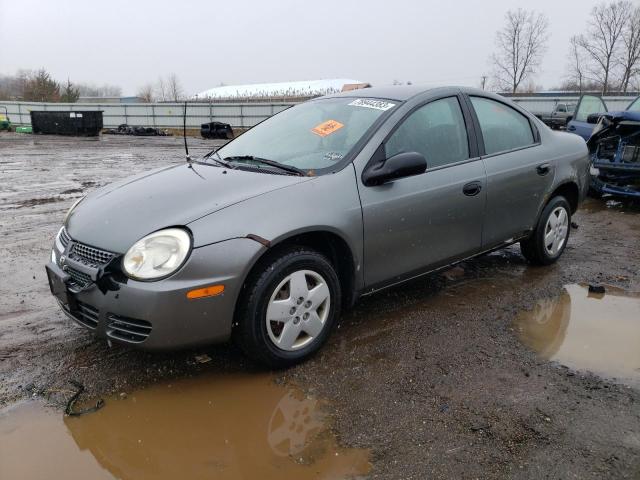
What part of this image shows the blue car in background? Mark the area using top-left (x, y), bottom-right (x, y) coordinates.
top-left (567, 95), bottom-right (640, 141)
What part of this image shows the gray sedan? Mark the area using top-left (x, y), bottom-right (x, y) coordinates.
top-left (46, 86), bottom-right (589, 367)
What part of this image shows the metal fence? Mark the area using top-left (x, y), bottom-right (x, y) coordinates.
top-left (0, 101), bottom-right (297, 128)
top-left (509, 95), bottom-right (633, 114)
top-left (1, 94), bottom-right (637, 128)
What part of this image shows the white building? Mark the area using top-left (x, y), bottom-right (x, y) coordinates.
top-left (195, 79), bottom-right (369, 100)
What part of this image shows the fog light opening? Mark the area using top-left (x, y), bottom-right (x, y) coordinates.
top-left (187, 285), bottom-right (225, 299)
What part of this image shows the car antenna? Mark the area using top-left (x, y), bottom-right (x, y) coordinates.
top-left (183, 100), bottom-right (192, 163)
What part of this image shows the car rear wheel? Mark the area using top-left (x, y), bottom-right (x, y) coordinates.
top-left (235, 247), bottom-right (341, 368)
top-left (520, 196), bottom-right (571, 265)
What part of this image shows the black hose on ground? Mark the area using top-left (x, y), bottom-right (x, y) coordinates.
top-left (65, 380), bottom-right (105, 416)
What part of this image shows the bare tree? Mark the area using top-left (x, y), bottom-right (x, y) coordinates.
top-left (576, 1), bottom-right (631, 94)
top-left (22, 69), bottom-right (60, 102)
top-left (166, 73), bottom-right (184, 101)
top-left (491, 9), bottom-right (549, 93)
top-left (156, 77), bottom-right (167, 102)
top-left (619, 5), bottom-right (640, 92)
top-left (137, 83), bottom-right (155, 103)
top-left (567, 36), bottom-right (587, 94)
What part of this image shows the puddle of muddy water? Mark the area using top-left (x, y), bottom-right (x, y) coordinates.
top-left (0, 373), bottom-right (370, 480)
top-left (515, 284), bottom-right (640, 388)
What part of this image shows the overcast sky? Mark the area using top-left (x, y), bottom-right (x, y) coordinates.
top-left (0, 0), bottom-right (604, 96)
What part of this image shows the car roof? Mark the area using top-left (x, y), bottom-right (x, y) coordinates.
top-left (322, 85), bottom-right (497, 103)
top-left (322, 85), bottom-right (463, 101)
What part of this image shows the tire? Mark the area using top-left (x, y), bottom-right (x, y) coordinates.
top-left (235, 246), bottom-right (341, 368)
top-left (520, 196), bottom-right (572, 266)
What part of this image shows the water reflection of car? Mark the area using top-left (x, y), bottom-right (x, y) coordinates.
top-left (46, 86), bottom-right (589, 367)
top-left (64, 375), bottom-right (369, 479)
top-left (515, 292), bottom-right (571, 360)
top-left (567, 95), bottom-right (640, 141)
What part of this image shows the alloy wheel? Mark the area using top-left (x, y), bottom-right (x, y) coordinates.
top-left (544, 206), bottom-right (569, 256)
top-left (265, 270), bottom-right (331, 351)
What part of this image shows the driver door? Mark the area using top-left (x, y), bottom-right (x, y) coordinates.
top-left (358, 96), bottom-right (486, 290)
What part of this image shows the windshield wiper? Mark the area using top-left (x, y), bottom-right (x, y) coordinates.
top-left (201, 149), bottom-right (236, 169)
top-left (223, 155), bottom-right (306, 176)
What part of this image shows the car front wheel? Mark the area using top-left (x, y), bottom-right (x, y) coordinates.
top-left (235, 247), bottom-right (341, 368)
top-left (520, 196), bottom-right (571, 265)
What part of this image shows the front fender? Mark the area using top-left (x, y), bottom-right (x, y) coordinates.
top-left (187, 167), bottom-right (364, 290)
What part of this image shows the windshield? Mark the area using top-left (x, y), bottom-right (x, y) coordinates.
top-left (213, 97), bottom-right (396, 172)
top-left (627, 97), bottom-right (640, 112)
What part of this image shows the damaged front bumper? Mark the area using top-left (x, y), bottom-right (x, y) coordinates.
top-left (589, 163), bottom-right (640, 198)
top-left (47, 228), bottom-right (265, 350)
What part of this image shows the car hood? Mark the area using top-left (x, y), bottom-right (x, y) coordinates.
top-left (66, 163), bottom-right (312, 252)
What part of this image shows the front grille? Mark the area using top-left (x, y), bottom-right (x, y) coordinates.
top-left (61, 300), bottom-right (99, 329)
top-left (67, 267), bottom-right (92, 289)
top-left (107, 314), bottom-right (152, 343)
top-left (75, 301), bottom-right (99, 328)
top-left (60, 228), bottom-right (117, 289)
top-left (70, 242), bottom-right (115, 268)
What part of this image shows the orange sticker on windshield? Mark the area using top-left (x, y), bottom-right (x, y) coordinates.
top-left (311, 120), bottom-right (344, 137)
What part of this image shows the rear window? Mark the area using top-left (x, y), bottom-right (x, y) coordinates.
top-left (470, 97), bottom-right (534, 155)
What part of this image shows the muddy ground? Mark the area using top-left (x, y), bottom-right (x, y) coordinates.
top-left (1, 132), bottom-right (639, 479)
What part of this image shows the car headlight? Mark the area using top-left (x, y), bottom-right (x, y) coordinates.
top-left (64, 197), bottom-right (85, 224)
top-left (122, 228), bottom-right (192, 280)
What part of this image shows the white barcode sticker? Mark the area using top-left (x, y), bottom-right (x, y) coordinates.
top-left (348, 99), bottom-right (396, 111)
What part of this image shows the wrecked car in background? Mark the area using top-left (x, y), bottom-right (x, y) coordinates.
top-left (104, 124), bottom-right (171, 136)
top-left (588, 110), bottom-right (640, 199)
top-left (567, 95), bottom-right (640, 141)
top-left (536, 103), bottom-right (575, 130)
top-left (201, 121), bottom-right (234, 139)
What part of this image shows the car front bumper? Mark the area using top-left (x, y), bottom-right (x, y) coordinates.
top-left (48, 235), bottom-right (265, 350)
top-left (590, 163), bottom-right (640, 199)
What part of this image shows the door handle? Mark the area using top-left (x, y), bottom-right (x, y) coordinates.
top-left (536, 163), bottom-right (551, 176)
top-left (463, 181), bottom-right (482, 196)
top-left (567, 125), bottom-right (576, 131)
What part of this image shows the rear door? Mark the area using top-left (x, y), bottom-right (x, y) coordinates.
top-left (567, 95), bottom-right (608, 140)
top-left (467, 95), bottom-right (553, 248)
top-left (358, 95), bottom-right (486, 289)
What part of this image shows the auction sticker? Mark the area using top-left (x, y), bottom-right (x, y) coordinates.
top-left (312, 119), bottom-right (344, 137)
top-left (348, 99), bottom-right (396, 111)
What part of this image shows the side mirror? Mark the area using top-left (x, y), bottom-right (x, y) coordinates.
top-left (363, 151), bottom-right (427, 186)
